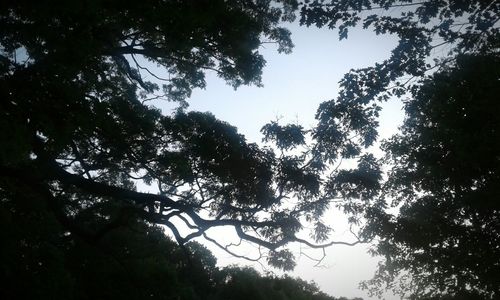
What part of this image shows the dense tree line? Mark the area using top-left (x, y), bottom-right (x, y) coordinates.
top-left (0, 198), bottom-right (358, 300)
top-left (1, 1), bottom-right (498, 299)
top-left (361, 54), bottom-right (500, 300)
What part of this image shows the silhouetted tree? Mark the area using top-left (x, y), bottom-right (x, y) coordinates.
top-left (298, 2), bottom-right (499, 298)
top-left (358, 55), bottom-right (500, 299)
top-left (0, 181), bottom-right (361, 299)
top-left (2, 1), bottom-right (499, 298)
top-left (301, 1), bottom-right (499, 158)
top-left (213, 266), bottom-right (359, 300)
top-left (0, 0), bottom-right (369, 278)
top-left (0, 188), bottom-right (218, 299)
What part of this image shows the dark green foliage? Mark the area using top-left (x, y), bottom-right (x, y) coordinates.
top-left (262, 122), bottom-right (306, 150)
top-left (297, 1), bottom-right (499, 298)
top-left (302, 0), bottom-right (499, 158)
top-left (2, 1), bottom-right (499, 299)
top-left (0, 183), bottom-right (357, 300)
top-left (0, 184), bottom-right (214, 300)
top-left (0, 1), bottom-right (384, 290)
top-left (0, 0), bottom-right (385, 276)
top-left (0, 0), bottom-right (296, 104)
top-left (361, 55), bottom-right (500, 299)
top-left (213, 266), bottom-right (355, 300)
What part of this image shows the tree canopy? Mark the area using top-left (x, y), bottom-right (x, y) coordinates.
top-left (1, 0), bottom-right (365, 275)
top-left (298, 1), bottom-right (500, 298)
top-left (301, 0), bottom-right (499, 160)
top-left (360, 54), bottom-right (500, 299)
top-left (1, 194), bottom-right (358, 300)
top-left (1, 0), bottom-right (499, 299)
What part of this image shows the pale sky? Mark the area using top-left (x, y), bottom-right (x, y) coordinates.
top-left (157, 23), bottom-right (405, 300)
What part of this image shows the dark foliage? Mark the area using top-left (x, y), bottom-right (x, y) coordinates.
top-left (0, 186), bottom-right (215, 299)
top-left (0, 190), bottom-right (360, 300)
top-left (0, 0), bottom-right (370, 278)
top-left (361, 55), bottom-right (500, 299)
top-left (214, 266), bottom-right (361, 300)
top-left (2, 1), bottom-right (499, 299)
top-left (302, 0), bottom-right (499, 157)
top-left (298, 1), bottom-right (499, 298)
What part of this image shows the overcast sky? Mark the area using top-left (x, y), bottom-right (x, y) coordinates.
top-left (157, 23), bottom-right (405, 300)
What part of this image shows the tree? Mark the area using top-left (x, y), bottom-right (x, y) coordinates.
top-left (359, 54), bottom-right (500, 299)
top-left (300, 0), bottom-right (499, 159)
top-left (295, 1), bottom-right (499, 298)
top-left (213, 266), bottom-right (361, 300)
top-left (1, 188), bottom-right (361, 300)
top-left (2, 0), bottom-right (499, 297)
top-left (1, 0), bottom-right (375, 276)
top-left (0, 186), bottom-right (219, 300)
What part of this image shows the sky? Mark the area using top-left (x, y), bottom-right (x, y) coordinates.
top-left (157, 23), bottom-right (405, 300)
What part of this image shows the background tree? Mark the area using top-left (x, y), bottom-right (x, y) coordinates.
top-left (298, 1), bottom-right (499, 298)
top-left (359, 54), bottom-right (500, 299)
top-left (213, 266), bottom-right (362, 300)
top-left (301, 0), bottom-right (499, 159)
top-left (0, 189), bottom-right (362, 300)
top-left (0, 186), bottom-right (218, 300)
